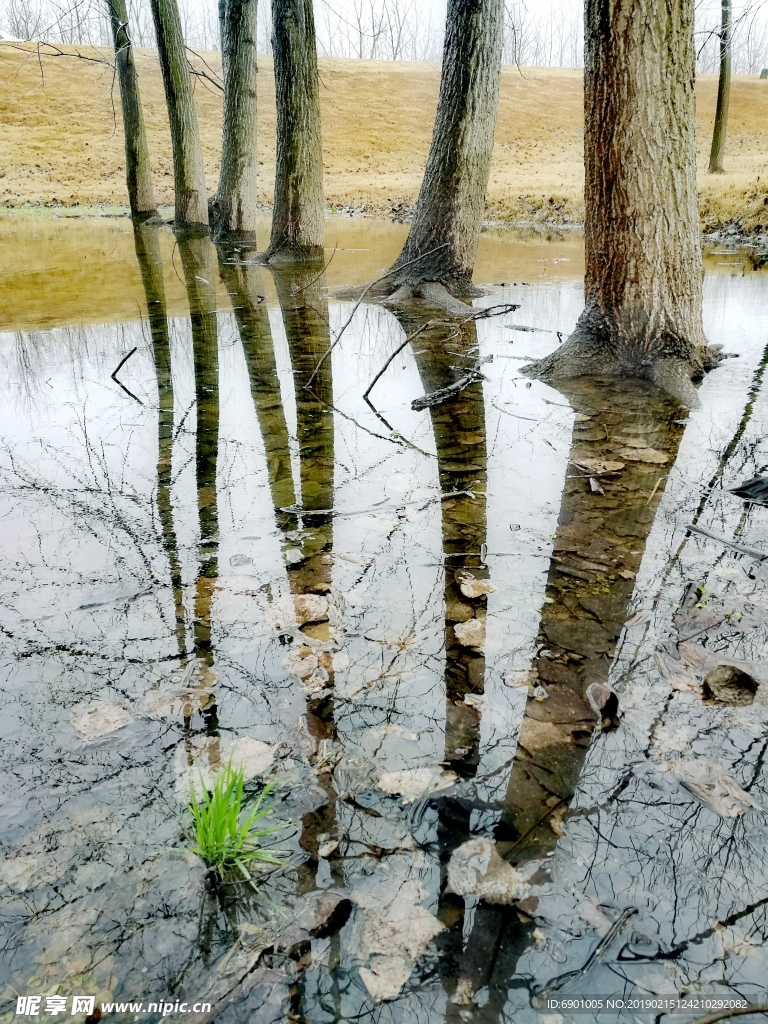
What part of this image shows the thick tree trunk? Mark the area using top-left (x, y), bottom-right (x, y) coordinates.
top-left (108, 0), bottom-right (157, 219)
top-left (212, 0), bottom-right (260, 243)
top-left (523, 0), bottom-right (717, 407)
top-left (149, 0), bottom-right (209, 230)
top-left (708, 0), bottom-right (731, 174)
top-left (263, 0), bottom-right (325, 264)
top-left (375, 0), bottom-right (503, 304)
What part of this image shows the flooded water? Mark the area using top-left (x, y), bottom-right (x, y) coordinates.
top-left (2, 215), bottom-right (768, 1024)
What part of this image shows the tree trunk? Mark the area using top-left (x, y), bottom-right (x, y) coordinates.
top-left (708, 0), bottom-right (731, 174)
top-left (177, 234), bottom-right (220, 671)
top-left (263, 0), bottom-right (325, 264)
top-left (377, 0), bottom-right (503, 304)
top-left (108, 0), bottom-right (157, 219)
top-left (212, 0), bottom-right (260, 243)
top-left (523, 0), bottom-right (718, 408)
top-left (132, 221), bottom-right (187, 656)
top-left (149, 0), bottom-right (209, 230)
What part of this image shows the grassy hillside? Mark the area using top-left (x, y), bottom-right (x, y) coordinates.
top-left (1, 44), bottom-right (768, 229)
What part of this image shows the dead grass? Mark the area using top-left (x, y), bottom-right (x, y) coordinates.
top-left (1, 44), bottom-right (768, 229)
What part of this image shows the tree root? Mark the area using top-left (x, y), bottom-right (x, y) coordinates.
top-left (521, 329), bottom-right (723, 409)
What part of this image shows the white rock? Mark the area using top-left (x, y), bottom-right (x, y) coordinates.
top-left (457, 575), bottom-right (494, 599)
top-left (454, 618), bottom-right (485, 649)
top-left (174, 735), bottom-right (275, 800)
top-left (70, 702), bottom-right (132, 740)
top-left (447, 838), bottom-right (529, 905)
top-left (377, 767), bottom-right (457, 804)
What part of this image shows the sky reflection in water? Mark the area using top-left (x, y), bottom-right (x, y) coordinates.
top-left (1, 221), bottom-right (768, 1023)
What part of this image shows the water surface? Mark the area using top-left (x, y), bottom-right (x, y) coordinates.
top-left (2, 217), bottom-right (768, 1024)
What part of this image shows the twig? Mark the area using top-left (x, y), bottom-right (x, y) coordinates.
top-left (294, 244), bottom-right (338, 293)
top-left (111, 347), bottom-right (138, 382)
top-left (362, 322), bottom-right (432, 400)
top-left (304, 243), bottom-right (450, 388)
top-left (110, 346), bottom-right (143, 404)
top-left (685, 523), bottom-right (768, 561)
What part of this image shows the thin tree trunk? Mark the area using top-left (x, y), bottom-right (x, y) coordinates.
top-left (149, 0), bottom-right (209, 230)
top-left (177, 234), bottom-right (220, 671)
top-left (132, 221), bottom-right (187, 656)
top-left (377, 0), bottom-right (503, 305)
top-left (212, 0), bottom-right (260, 243)
top-left (524, 0), bottom-right (718, 407)
top-left (263, 0), bottom-right (325, 264)
top-left (708, 0), bottom-right (731, 174)
top-left (108, 0), bottom-right (157, 219)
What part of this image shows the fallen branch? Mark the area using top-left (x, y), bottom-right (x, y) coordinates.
top-left (412, 358), bottom-right (491, 411)
top-left (304, 243), bottom-right (450, 388)
top-left (686, 523), bottom-right (768, 561)
top-left (111, 346), bottom-right (137, 382)
top-left (362, 322), bottom-right (432, 400)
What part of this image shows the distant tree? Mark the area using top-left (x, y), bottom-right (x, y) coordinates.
top-left (262, 0), bottom-right (325, 263)
top-left (361, 0), bottom-right (504, 312)
top-left (211, 0), bottom-right (260, 243)
top-left (708, 0), bottom-right (732, 174)
top-left (149, 0), bottom-right (209, 229)
top-left (524, 0), bottom-right (720, 406)
top-left (108, 0), bottom-right (158, 219)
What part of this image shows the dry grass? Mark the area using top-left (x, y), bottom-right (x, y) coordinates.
top-left (2, 44), bottom-right (768, 229)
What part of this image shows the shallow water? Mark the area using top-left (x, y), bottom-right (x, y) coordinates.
top-left (2, 217), bottom-right (768, 1024)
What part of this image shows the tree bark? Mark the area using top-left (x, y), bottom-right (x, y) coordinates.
top-left (708, 0), bottom-right (731, 174)
top-left (373, 0), bottom-right (503, 304)
top-left (263, 0), bottom-right (325, 264)
top-left (523, 0), bottom-right (717, 407)
top-left (212, 0), bottom-right (260, 243)
top-left (149, 0), bottom-right (209, 230)
top-left (108, 0), bottom-right (158, 219)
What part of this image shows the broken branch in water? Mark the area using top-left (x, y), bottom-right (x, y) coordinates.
top-left (363, 303), bottom-right (517, 403)
top-left (110, 347), bottom-right (143, 405)
top-left (111, 347), bottom-right (138, 382)
top-left (412, 357), bottom-right (492, 410)
top-left (363, 322), bottom-right (432, 400)
top-left (686, 523), bottom-right (768, 561)
top-left (305, 243), bottom-right (450, 388)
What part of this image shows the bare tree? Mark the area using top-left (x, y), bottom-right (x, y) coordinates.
top-left (211, 0), bottom-right (260, 243)
top-left (360, 0), bottom-right (504, 311)
top-left (108, 0), bottom-right (158, 219)
top-left (149, 0), bottom-right (209, 229)
top-left (524, 0), bottom-right (719, 407)
top-left (262, 0), bottom-right (325, 264)
top-left (709, 0), bottom-right (732, 173)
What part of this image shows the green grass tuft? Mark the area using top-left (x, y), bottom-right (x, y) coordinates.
top-left (187, 763), bottom-right (283, 883)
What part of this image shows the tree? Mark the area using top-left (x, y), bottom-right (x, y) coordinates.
top-left (211, 0), bottom-right (260, 243)
top-left (523, 0), bottom-right (719, 407)
top-left (149, 0), bottom-right (209, 230)
top-left (108, 0), bottom-right (158, 220)
top-left (361, 0), bottom-right (504, 312)
top-left (262, 0), bottom-right (325, 264)
top-left (708, 0), bottom-right (732, 174)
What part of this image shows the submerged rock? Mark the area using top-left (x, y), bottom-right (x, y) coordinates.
top-left (70, 701), bottom-right (132, 740)
top-left (702, 664), bottom-right (757, 706)
top-left (447, 838), bottom-right (529, 905)
top-left (454, 618), bottom-right (485, 649)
